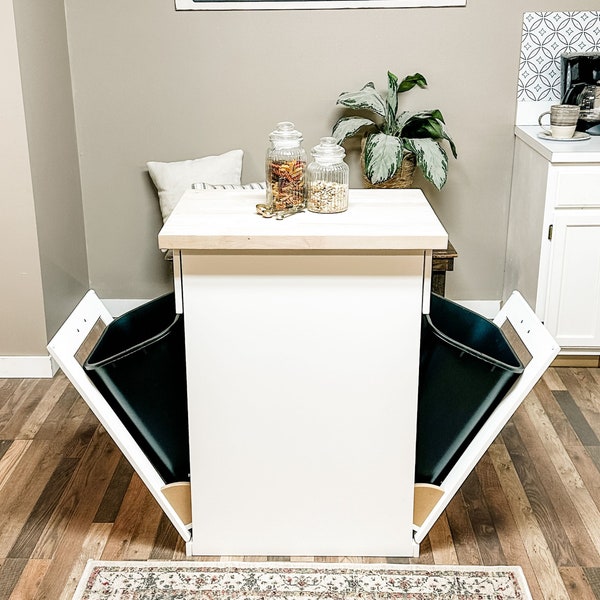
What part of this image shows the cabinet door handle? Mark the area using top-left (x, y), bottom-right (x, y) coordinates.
top-left (548, 224), bottom-right (553, 241)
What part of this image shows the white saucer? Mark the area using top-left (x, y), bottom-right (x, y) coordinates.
top-left (537, 131), bottom-right (591, 142)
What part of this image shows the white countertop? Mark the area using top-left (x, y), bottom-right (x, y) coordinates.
top-left (158, 188), bottom-right (448, 251)
top-left (516, 125), bottom-right (600, 163)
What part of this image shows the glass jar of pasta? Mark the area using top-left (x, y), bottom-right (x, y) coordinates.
top-left (266, 122), bottom-right (307, 213)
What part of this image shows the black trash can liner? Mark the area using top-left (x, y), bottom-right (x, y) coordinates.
top-left (415, 294), bottom-right (524, 486)
top-left (84, 293), bottom-right (189, 484)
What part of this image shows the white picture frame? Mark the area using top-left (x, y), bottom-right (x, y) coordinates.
top-left (175, 0), bottom-right (465, 10)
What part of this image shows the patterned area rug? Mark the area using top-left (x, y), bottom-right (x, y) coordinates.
top-left (72, 561), bottom-right (533, 600)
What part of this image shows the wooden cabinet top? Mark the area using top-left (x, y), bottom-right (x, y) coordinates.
top-left (158, 189), bottom-right (448, 251)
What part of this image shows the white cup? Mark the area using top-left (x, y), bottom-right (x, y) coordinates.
top-left (538, 104), bottom-right (580, 139)
top-left (545, 124), bottom-right (577, 139)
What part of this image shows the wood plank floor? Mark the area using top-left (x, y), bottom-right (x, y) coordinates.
top-left (0, 367), bottom-right (599, 600)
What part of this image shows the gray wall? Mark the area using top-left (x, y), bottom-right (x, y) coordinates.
top-left (0, 0), bottom-right (87, 358)
top-left (14, 0), bottom-right (89, 340)
top-left (1, 0), bottom-right (46, 356)
top-left (3, 0), bottom-right (595, 359)
top-left (63, 0), bottom-right (593, 302)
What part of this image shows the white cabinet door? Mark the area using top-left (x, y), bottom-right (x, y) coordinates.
top-left (182, 251), bottom-right (423, 557)
top-left (545, 209), bottom-right (600, 348)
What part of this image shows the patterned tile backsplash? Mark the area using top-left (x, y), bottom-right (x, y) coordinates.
top-left (518, 11), bottom-right (600, 102)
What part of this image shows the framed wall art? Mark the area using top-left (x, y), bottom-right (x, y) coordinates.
top-left (175, 0), bottom-right (465, 10)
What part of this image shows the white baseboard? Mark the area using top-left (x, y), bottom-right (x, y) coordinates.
top-left (454, 300), bottom-right (501, 319)
top-left (4, 297), bottom-right (501, 378)
top-left (0, 355), bottom-right (57, 378)
top-left (1, 298), bottom-right (149, 379)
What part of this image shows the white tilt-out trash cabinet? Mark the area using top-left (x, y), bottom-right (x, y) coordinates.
top-left (48, 187), bottom-right (558, 558)
top-left (158, 188), bottom-right (447, 557)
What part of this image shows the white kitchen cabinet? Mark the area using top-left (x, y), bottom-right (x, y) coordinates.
top-left (544, 209), bottom-right (600, 348)
top-left (504, 126), bottom-right (600, 354)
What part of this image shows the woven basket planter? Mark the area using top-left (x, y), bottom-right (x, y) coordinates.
top-left (360, 137), bottom-right (416, 189)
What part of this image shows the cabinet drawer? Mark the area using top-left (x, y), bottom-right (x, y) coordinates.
top-left (551, 166), bottom-right (600, 207)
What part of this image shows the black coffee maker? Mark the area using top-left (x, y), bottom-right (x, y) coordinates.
top-left (561, 52), bottom-right (600, 135)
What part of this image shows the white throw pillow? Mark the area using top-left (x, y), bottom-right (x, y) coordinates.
top-left (147, 149), bottom-right (243, 222)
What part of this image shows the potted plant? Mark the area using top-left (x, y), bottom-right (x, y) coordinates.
top-left (331, 71), bottom-right (457, 189)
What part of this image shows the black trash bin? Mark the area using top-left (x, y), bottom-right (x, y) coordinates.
top-left (84, 293), bottom-right (189, 484)
top-left (415, 294), bottom-right (524, 486)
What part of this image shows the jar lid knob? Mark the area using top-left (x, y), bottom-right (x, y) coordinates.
top-left (312, 137), bottom-right (345, 159)
top-left (269, 121), bottom-right (303, 143)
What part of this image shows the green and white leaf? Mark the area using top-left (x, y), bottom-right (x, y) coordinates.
top-left (398, 110), bottom-right (441, 133)
top-left (420, 118), bottom-right (445, 139)
top-left (404, 138), bottom-right (449, 190)
top-left (415, 118), bottom-right (457, 159)
top-left (395, 110), bottom-right (419, 133)
top-left (332, 71), bottom-right (457, 189)
top-left (336, 83), bottom-right (386, 117)
top-left (397, 73), bottom-right (427, 93)
top-left (331, 117), bottom-right (375, 144)
top-left (363, 132), bottom-right (404, 184)
top-left (438, 121), bottom-right (458, 159)
top-left (386, 71), bottom-right (400, 129)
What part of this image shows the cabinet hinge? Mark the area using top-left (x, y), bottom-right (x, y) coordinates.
top-left (548, 224), bottom-right (553, 241)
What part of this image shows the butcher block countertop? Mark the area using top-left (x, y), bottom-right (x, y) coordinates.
top-left (158, 188), bottom-right (448, 252)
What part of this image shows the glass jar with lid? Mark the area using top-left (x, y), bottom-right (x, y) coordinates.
top-left (266, 122), bottom-right (307, 213)
top-left (306, 137), bottom-right (349, 214)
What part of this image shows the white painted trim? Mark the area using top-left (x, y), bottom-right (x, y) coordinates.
top-left (557, 347), bottom-right (600, 356)
top-left (3, 297), bottom-right (499, 378)
top-left (0, 355), bottom-right (57, 378)
top-left (175, 0), bottom-right (465, 9)
top-left (0, 299), bottom-right (148, 379)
